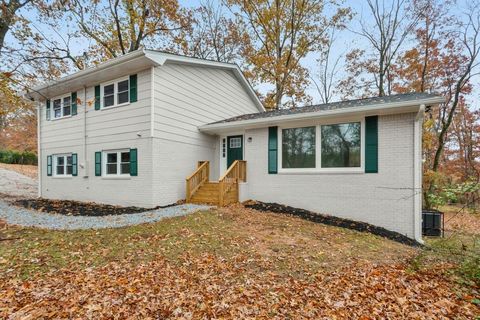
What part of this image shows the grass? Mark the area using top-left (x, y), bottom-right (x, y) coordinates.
top-left (1, 205), bottom-right (479, 318)
top-left (409, 205), bottom-right (480, 288)
top-left (0, 205), bottom-right (414, 280)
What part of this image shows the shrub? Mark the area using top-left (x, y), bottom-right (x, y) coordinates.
top-left (0, 149), bottom-right (37, 165)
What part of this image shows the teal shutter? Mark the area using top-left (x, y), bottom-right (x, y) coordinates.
top-left (47, 155), bottom-right (52, 176)
top-left (365, 116), bottom-right (378, 173)
top-left (46, 100), bottom-right (51, 120)
top-left (94, 85), bottom-right (101, 110)
top-left (268, 127), bottom-right (278, 174)
top-left (72, 153), bottom-right (78, 176)
top-left (130, 148), bottom-right (138, 176)
top-left (129, 74), bottom-right (137, 103)
top-left (95, 151), bottom-right (102, 176)
top-left (71, 92), bottom-right (77, 115)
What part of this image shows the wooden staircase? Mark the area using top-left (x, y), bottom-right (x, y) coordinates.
top-left (186, 160), bottom-right (246, 206)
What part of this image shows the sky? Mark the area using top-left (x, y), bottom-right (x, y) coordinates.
top-left (10, 0), bottom-right (479, 107)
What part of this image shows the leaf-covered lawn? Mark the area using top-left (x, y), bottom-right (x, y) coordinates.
top-left (1, 205), bottom-right (479, 319)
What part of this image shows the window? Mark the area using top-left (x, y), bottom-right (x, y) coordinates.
top-left (229, 137), bottom-right (242, 148)
top-left (53, 99), bottom-right (61, 118)
top-left (102, 78), bottom-right (129, 108)
top-left (63, 96), bottom-right (71, 116)
top-left (278, 120), bottom-right (363, 172)
top-left (104, 150), bottom-right (130, 176)
top-left (282, 126), bottom-right (316, 168)
top-left (52, 95), bottom-right (71, 119)
top-left (222, 138), bottom-right (226, 158)
top-left (117, 80), bottom-right (129, 104)
top-left (54, 154), bottom-right (72, 176)
top-left (103, 84), bottom-right (115, 108)
top-left (321, 122), bottom-right (361, 168)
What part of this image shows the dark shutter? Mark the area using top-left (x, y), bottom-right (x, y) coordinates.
top-left (268, 127), bottom-right (278, 174)
top-left (72, 153), bottom-right (78, 176)
top-left (365, 116), bottom-right (378, 173)
top-left (95, 85), bottom-right (101, 110)
top-left (71, 92), bottom-right (77, 115)
top-left (95, 151), bottom-right (102, 176)
top-left (130, 148), bottom-right (138, 176)
top-left (129, 74), bottom-right (137, 103)
top-left (47, 155), bottom-right (52, 176)
top-left (46, 100), bottom-right (51, 121)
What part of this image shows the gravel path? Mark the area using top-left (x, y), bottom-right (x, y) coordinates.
top-left (0, 168), bottom-right (37, 198)
top-left (0, 201), bottom-right (212, 230)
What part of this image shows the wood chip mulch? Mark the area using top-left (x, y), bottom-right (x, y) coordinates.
top-left (11, 198), bottom-right (178, 217)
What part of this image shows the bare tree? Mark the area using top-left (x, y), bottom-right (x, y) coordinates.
top-left (432, 7), bottom-right (480, 174)
top-left (184, 0), bottom-right (248, 64)
top-left (312, 29), bottom-right (342, 104)
top-left (353, 0), bottom-right (418, 96)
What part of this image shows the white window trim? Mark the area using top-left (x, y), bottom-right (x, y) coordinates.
top-left (100, 77), bottom-right (130, 110)
top-left (102, 149), bottom-right (131, 178)
top-left (53, 153), bottom-right (73, 177)
top-left (51, 95), bottom-right (72, 120)
top-left (277, 117), bottom-right (365, 174)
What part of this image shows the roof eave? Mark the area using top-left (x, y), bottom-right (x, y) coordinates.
top-left (26, 49), bottom-right (155, 100)
top-left (199, 96), bottom-right (445, 134)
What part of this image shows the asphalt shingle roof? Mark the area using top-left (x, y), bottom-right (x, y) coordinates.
top-left (208, 92), bottom-right (441, 125)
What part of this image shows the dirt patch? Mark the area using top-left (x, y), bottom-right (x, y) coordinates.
top-left (11, 198), bottom-right (178, 216)
top-left (220, 204), bottom-right (415, 268)
top-left (244, 201), bottom-right (422, 247)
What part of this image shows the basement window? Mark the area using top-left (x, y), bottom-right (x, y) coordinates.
top-left (54, 154), bottom-right (73, 176)
top-left (104, 150), bottom-right (130, 176)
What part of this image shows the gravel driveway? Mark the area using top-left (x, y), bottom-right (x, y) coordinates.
top-left (0, 167), bottom-right (212, 230)
top-left (0, 167), bottom-right (37, 198)
top-left (0, 200), bottom-right (211, 230)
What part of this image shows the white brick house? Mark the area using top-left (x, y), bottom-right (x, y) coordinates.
top-left (27, 49), bottom-right (444, 242)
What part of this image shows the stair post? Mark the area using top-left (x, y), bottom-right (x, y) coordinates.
top-left (219, 180), bottom-right (224, 206)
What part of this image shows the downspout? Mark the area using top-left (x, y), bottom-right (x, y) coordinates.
top-left (150, 66), bottom-right (155, 207)
top-left (83, 86), bottom-right (87, 176)
top-left (414, 104), bottom-right (425, 243)
top-left (36, 101), bottom-right (42, 198)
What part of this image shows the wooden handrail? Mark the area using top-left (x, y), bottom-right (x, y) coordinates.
top-left (186, 161), bottom-right (209, 202)
top-left (218, 160), bottom-right (246, 206)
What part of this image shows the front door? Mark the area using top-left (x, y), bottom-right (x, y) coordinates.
top-left (227, 135), bottom-right (243, 168)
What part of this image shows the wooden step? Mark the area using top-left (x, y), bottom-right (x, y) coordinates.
top-left (189, 182), bottom-right (220, 205)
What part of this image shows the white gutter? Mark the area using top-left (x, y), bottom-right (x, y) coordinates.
top-left (414, 104), bottom-right (425, 244)
top-left (31, 49), bottom-right (147, 93)
top-left (150, 66), bottom-right (155, 137)
top-left (83, 86), bottom-right (88, 177)
top-left (36, 102), bottom-right (42, 198)
top-left (199, 96), bottom-right (445, 133)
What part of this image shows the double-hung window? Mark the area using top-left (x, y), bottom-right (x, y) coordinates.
top-left (279, 120), bottom-right (363, 172)
top-left (54, 154), bottom-right (73, 176)
top-left (52, 96), bottom-right (72, 119)
top-left (102, 78), bottom-right (129, 109)
top-left (104, 150), bottom-right (130, 176)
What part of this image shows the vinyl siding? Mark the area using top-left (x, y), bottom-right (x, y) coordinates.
top-left (151, 62), bottom-right (259, 205)
top-left (39, 68), bottom-right (155, 207)
top-left (238, 113), bottom-right (417, 238)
